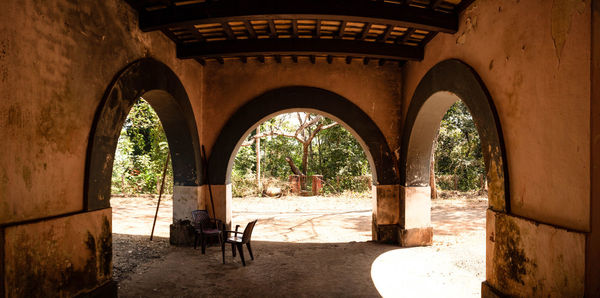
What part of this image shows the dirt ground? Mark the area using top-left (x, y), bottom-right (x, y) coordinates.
top-left (111, 192), bottom-right (486, 297)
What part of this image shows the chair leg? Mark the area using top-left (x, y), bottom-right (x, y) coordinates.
top-left (194, 234), bottom-right (198, 249)
top-left (237, 244), bottom-right (246, 266)
top-left (232, 243), bottom-right (236, 257)
top-left (246, 242), bottom-right (254, 260)
top-left (221, 241), bottom-right (226, 264)
top-left (201, 234), bottom-right (206, 254)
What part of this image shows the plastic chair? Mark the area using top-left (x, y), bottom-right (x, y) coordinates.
top-left (191, 210), bottom-right (223, 254)
top-left (221, 219), bottom-right (258, 266)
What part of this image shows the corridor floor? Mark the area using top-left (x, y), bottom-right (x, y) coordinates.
top-left (114, 194), bottom-right (486, 297)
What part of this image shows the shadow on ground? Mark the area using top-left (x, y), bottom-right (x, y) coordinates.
top-left (117, 241), bottom-right (395, 297)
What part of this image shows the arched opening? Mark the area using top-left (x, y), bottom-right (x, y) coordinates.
top-left (390, 59), bottom-right (508, 295)
top-left (84, 58), bottom-right (202, 280)
top-left (400, 60), bottom-right (508, 213)
top-left (230, 111), bottom-right (374, 243)
top-left (207, 86), bottom-right (399, 243)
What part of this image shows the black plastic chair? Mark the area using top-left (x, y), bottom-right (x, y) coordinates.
top-left (191, 210), bottom-right (223, 254)
top-left (222, 220), bottom-right (258, 266)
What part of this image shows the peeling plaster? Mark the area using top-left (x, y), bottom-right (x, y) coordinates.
top-left (551, 0), bottom-right (586, 62)
top-left (494, 214), bottom-right (535, 290)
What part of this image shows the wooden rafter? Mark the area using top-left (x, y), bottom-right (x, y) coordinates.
top-left (125, 0), bottom-right (470, 65)
top-left (267, 19), bottom-right (277, 38)
top-left (176, 38), bottom-right (424, 61)
top-left (337, 21), bottom-right (347, 39)
top-left (137, 0), bottom-right (459, 34)
top-left (378, 25), bottom-right (394, 42)
top-left (243, 20), bottom-right (257, 39)
top-left (292, 19), bottom-right (298, 38)
top-left (221, 22), bottom-right (235, 40)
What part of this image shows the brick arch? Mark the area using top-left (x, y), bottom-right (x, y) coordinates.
top-left (84, 58), bottom-right (201, 211)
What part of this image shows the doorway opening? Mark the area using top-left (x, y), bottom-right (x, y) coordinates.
top-left (110, 98), bottom-right (173, 281)
top-left (374, 59), bottom-right (508, 297)
top-left (230, 111), bottom-right (373, 243)
top-left (86, 59), bottom-right (202, 284)
top-left (429, 99), bottom-right (487, 294)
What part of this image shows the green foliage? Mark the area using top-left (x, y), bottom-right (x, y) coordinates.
top-left (111, 98), bottom-right (173, 195)
top-left (232, 113), bottom-right (371, 196)
top-left (434, 101), bottom-right (485, 191)
top-left (309, 118), bottom-right (369, 180)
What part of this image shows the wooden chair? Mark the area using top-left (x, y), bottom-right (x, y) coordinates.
top-left (222, 219), bottom-right (258, 266)
top-left (191, 210), bottom-right (223, 254)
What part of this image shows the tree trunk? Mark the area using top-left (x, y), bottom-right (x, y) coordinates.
top-left (256, 126), bottom-right (262, 194)
top-left (430, 132), bottom-right (439, 200)
top-left (430, 149), bottom-right (437, 200)
top-left (301, 143), bottom-right (309, 175)
top-left (286, 157), bottom-right (303, 176)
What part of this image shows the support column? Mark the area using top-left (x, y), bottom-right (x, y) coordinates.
top-left (372, 184), bottom-right (400, 243)
top-left (170, 186), bottom-right (201, 245)
top-left (398, 185), bottom-right (433, 247)
top-left (201, 184), bottom-right (232, 229)
top-left (172, 185), bottom-right (201, 222)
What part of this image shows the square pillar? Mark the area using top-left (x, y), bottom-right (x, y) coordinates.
top-left (372, 184), bottom-right (400, 243)
top-left (398, 186), bottom-right (433, 247)
top-left (200, 184), bottom-right (232, 229)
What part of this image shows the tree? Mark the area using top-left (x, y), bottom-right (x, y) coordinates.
top-left (111, 98), bottom-right (172, 195)
top-left (233, 112), bottom-right (371, 195)
top-left (241, 113), bottom-right (338, 175)
top-left (434, 101), bottom-right (484, 191)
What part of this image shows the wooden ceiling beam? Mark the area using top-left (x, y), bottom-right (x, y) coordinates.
top-left (397, 27), bottom-right (416, 44)
top-left (221, 22), bottom-right (235, 40)
top-left (378, 25), bottom-right (394, 42)
top-left (243, 21), bottom-right (257, 39)
top-left (315, 19), bottom-right (322, 38)
top-left (137, 0), bottom-right (458, 34)
top-left (360, 23), bottom-right (372, 40)
top-left (337, 21), bottom-right (347, 39)
top-left (292, 19), bottom-right (298, 38)
top-left (176, 38), bottom-right (424, 61)
top-left (267, 19), bottom-right (277, 38)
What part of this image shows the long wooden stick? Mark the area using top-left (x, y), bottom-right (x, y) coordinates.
top-left (202, 145), bottom-right (216, 219)
top-left (150, 153), bottom-right (170, 241)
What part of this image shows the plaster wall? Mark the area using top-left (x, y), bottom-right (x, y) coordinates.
top-left (486, 209), bottom-right (585, 296)
top-left (3, 208), bottom-right (113, 297)
top-left (201, 57), bottom-right (403, 158)
top-left (0, 0), bottom-right (204, 225)
top-left (403, 0), bottom-right (591, 231)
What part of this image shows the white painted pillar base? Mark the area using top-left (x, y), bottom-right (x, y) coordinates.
top-left (172, 185), bottom-right (201, 222)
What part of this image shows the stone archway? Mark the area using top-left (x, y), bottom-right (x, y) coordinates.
top-left (207, 86), bottom-right (400, 242)
top-left (84, 58), bottom-right (202, 224)
top-left (399, 59), bottom-right (508, 243)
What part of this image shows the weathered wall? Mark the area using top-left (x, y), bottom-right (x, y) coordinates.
top-left (4, 209), bottom-right (113, 297)
top-left (201, 57), bottom-right (402, 158)
top-left (0, 0), bottom-right (203, 225)
top-left (404, 0), bottom-right (591, 232)
top-left (0, 0), bottom-right (203, 295)
top-left (486, 209), bottom-right (585, 296)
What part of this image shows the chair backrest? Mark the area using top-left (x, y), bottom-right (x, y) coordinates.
top-left (191, 210), bottom-right (211, 228)
top-left (242, 219), bottom-right (258, 243)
